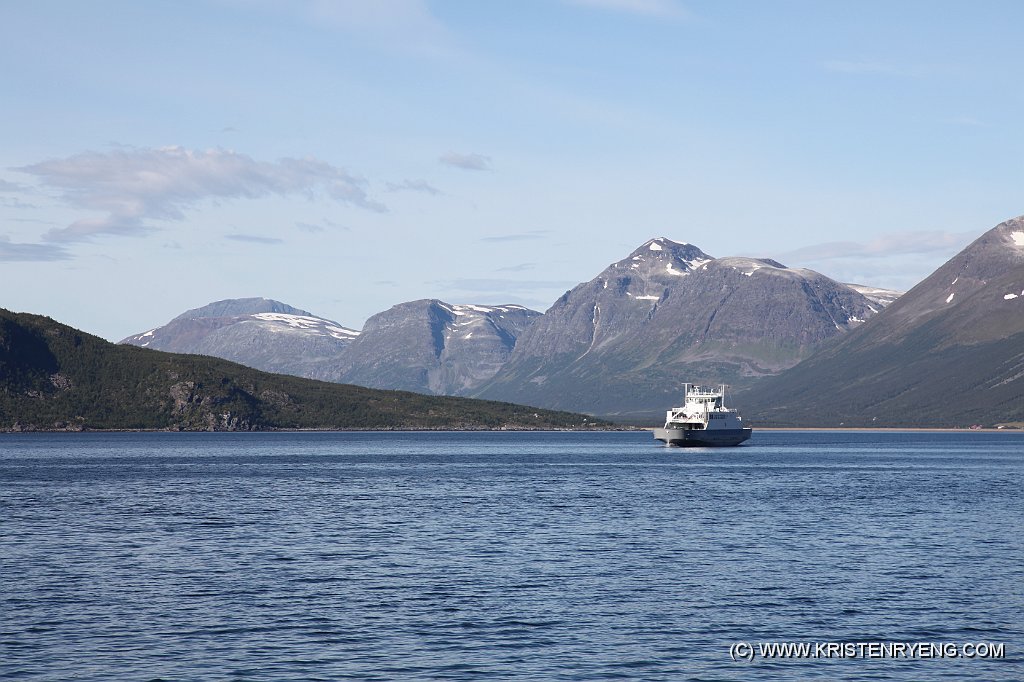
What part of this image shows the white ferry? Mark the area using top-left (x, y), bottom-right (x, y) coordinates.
top-left (653, 384), bottom-right (752, 447)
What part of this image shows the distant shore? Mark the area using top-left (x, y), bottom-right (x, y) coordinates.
top-left (754, 426), bottom-right (1024, 433)
top-left (4, 425), bottom-right (1022, 434)
top-left (0, 425), bottom-right (629, 434)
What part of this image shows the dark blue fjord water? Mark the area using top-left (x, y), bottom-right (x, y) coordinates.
top-left (1, 430), bottom-right (1022, 681)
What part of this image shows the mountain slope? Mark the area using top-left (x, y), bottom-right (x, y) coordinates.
top-left (327, 300), bottom-right (541, 395)
top-left (476, 238), bottom-right (884, 416)
top-left (0, 309), bottom-right (600, 431)
top-left (120, 298), bottom-right (358, 380)
top-left (738, 216), bottom-right (1024, 427)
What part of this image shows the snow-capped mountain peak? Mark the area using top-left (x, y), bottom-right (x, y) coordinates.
top-left (120, 298), bottom-right (359, 380)
top-left (616, 238), bottom-right (714, 279)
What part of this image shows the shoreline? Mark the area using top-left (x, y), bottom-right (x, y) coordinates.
top-left (0, 425), bottom-right (630, 435)
top-left (754, 426), bottom-right (1024, 433)
top-left (2, 425), bottom-right (1022, 435)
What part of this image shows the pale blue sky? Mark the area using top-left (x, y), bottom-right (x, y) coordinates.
top-left (2, 0), bottom-right (1022, 340)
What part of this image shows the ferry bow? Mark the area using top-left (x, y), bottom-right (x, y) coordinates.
top-left (653, 384), bottom-right (752, 447)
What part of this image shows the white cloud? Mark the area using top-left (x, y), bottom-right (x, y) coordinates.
top-left (16, 146), bottom-right (386, 243)
top-left (565, 0), bottom-right (689, 19)
top-left (439, 152), bottom-right (493, 171)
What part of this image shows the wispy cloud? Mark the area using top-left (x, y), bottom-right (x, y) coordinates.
top-left (253, 0), bottom-right (454, 57)
top-left (385, 178), bottom-right (442, 195)
top-left (295, 217), bottom-right (349, 233)
top-left (0, 236), bottom-right (71, 262)
top-left (497, 263), bottom-right (537, 272)
top-left (439, 152), bottom-right (493, 171)
top-left (0, 179), bottom-right (28, 192)
top-left (9, 217), bottom-right (56, 225)
top-left (565, 0), bottom-right (690, 19)
top-left (1, 197), bottom-right (38, 209)
top-left (822, 60), bottom-right (922, 77)
top-left (944, 116), bottom-right (986, 127)
top-left (431, 276), bottom-right (578, 310)
top-left (779, 230), bottom-right (977, 262)
top-left (0, 178), bottom-right (35, 208)
top-left (16, 145), bottom-right (386, 243)
top-left (480, 230), bottom-right (550, 243)
top-left (225, 233), bottom-right (285, 245)
top-left (435, 277), bottom-right (579, 292)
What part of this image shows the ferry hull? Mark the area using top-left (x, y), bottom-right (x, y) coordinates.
top-left (653, 427), bottom-right (752, 447)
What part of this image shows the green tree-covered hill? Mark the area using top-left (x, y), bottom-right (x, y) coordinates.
top-left (0, 309), bottom-right (601, 431)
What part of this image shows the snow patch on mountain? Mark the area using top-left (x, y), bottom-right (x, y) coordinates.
top-left (619, 239), bottom-right (713, 277)
top-left (123, 329), bottom-right (159, 347)
top-left (252, 312), bottom-right (360, 338)
top-left (716, 257), bottom-right (802, 278)
top-left (844, 284), bottom-right (903, 307)
top-left (644, 237), bottom-right (688, 250)
top-left (326, 327), bottom-right (359, 340)
top-left (1010, 231), bottom-right (1024, 247)
top-left (684, 257), bottom-right (711, 270)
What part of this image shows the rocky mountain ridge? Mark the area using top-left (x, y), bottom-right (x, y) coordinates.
top-left (121, 297), bottom-right (360, 380)
top-left (325, 300), bottom-right (541, 395)
top-left (738, 216), bottom-right (1024, 427)
top-left (474, 238), bottom-right (892, 416)
top-left (122, 297), bottom-right (543, 393)
top-left (118, 238), bottom-right (904, 418)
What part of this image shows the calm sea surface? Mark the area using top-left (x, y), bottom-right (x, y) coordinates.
top-left (1, 430), bottom-right (1021, 681)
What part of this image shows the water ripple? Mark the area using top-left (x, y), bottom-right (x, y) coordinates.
top-left (1, 431), bottom-right (1021, 680)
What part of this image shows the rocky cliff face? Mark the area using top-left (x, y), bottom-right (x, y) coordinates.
top-left (475, 238), bottom-right (887, 417)
top-left (738, 216), bottom-right (1024, 427)
top-left (326, 300), bottom-right (541, 395)
top-left (120, 298), bottom-right (359, 380)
